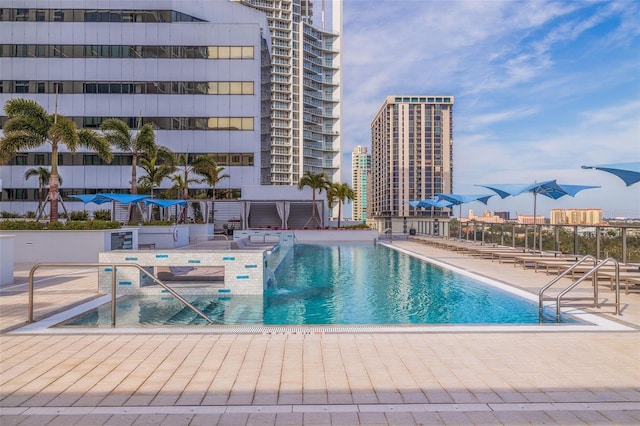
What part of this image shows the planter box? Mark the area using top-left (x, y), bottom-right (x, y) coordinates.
top-left (0, 235), bottom-right (14, 285)
top-left (0, 229), bottom-right (139, 263)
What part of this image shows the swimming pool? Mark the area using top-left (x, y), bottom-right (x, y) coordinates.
top-left (59, 243), bottom-right (581, 327)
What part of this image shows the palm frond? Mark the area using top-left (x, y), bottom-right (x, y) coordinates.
top-left (4, 98), bottom-right (49, 126)
top-left (134, 123), bottom-right (157, 156)
top-left (100, 118), bottom-right (133, 151)
top-left (78, 129), bottom-right (113, 163)
top-left (50, 117), bottom-right (80, 150)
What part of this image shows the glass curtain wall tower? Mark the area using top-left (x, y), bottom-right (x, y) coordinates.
top-left (371, 95), bottom-right (454, 218)
top-left (234, 0), bottom-right (342, 185)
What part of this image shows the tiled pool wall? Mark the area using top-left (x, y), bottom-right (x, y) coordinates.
top-left (98, 231), bottom-right (297, 296)
top-left (234, 230), bottom-right (295, 247)
top-left (98, 250), bottom-right (267, 295)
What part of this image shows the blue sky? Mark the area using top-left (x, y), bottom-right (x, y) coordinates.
top-left (339, 0), bottom-right (640, 219)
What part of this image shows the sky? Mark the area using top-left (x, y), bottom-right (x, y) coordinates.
top-left (338, 0), bottom-right (640, 219)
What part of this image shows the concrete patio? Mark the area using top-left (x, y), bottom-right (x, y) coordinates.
top-left (0, 240), bottom-right (638, 425)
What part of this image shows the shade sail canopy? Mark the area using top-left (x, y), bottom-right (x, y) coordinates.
top-left (69, 193), bottom-right (150, 205)
top-left (436, 193), bottom-right (494, 206)
top-left (476, 180), bottom-right (599, 250)
top-left (474, 183), bottom-right (532, 199)
top-left (144, 199), bottom-right (188, 208)
top-left (406, 199), bottom-right (453, 208)
top-left (418, 198), bottom-right (454, 208)
top-left (581, 162), bottom-right (640, 186)
top-left (475, 180), bottom-right (600, 200)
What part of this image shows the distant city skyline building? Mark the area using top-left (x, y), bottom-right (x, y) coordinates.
top-left (463, 209), bottom-right (505, 223)
top-left (351, 145), bottom-right (370, 221)
top-left (550, 208), bottom-right (603, 225)
top-left (370, 95), bottom-right (454, 218)
top-left (517, 214), bottom-right (545, 225)
top-left (234, 0), bottom-right (342, 186)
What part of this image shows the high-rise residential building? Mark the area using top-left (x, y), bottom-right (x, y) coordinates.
top-left (0, 1), bottom-right (275, 216)
top-left (370, 95), bottom-right (454, 218)
top-left (550, 208), bottom-right (604, 225)
top-left (234, 0), bottom-right (342, 185)
top-left (351, 145), bottom-right (370, 221)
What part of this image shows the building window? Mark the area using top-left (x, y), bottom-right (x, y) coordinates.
top-left (15, 81), bottom-right (29, 93)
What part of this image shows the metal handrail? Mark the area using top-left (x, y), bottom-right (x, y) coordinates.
top-left (28, 262), bottom-right (214, 326)
top-left (382, 228), bottom-right (393, 241)
top-left (538, 255), bottom-right (597, 317)
top-left (195, 233), bottom-right (230, 249)
top-left (555, 257), bottom-right (620, 319)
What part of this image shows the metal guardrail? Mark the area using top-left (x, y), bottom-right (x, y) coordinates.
top-left (28, 262), bottom-right (214, 326)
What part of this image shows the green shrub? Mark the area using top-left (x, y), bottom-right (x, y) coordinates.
top-left (0, 221), bottom-right (45, 230)
top-left (69, 210), bottom-right (90, 221)
top-left (24, 211), bottom-right (36, 218)
top-left (0, 211), bottom-right (21, 218)
top-left (79, 220), bottom-right (121, 230)
top-left (343, 223), bottom-right (371, 229)
top-left (46, 221), bottom-right (65, 230)
top-left (93, 209), bottom-right (112, 221)
top-left (0, 220), bottom-right (121, 230)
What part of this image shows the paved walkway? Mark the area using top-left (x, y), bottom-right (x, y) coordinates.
top-left (1, 241), bottom-right (639, 425)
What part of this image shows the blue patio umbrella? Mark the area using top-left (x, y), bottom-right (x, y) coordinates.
top-left (581, 162), bottom-right (640, 186)
top-left (435, 193), bottom-right (495, 239)
top-left (476, 180), bottom-right (599, 250)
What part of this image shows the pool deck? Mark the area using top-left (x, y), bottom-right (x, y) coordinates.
top-left (0, 239), bottom-right (639, 425)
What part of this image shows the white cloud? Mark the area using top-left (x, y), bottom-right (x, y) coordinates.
top-left (340, 0), bottom-right (640, 217)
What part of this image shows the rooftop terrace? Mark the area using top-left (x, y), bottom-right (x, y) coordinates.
top-left (1, 238), bottom-right (639, 425)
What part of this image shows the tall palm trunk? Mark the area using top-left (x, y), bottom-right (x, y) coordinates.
top-left (311, 190), bottom-right (317, 226)
top-left (128, 154), bottom-right (138, 223)
top-left (338, 201), bottom-right (342, 228)
top-left (49, 145), bottom-right (60, 221)
top-left (49, 175), bottom-right (60, 221)
top-left (36, 180), bottom-right (44, 213)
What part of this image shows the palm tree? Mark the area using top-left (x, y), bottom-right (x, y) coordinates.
top-left (328, 183), bottom-right (355, 228)
top-left (24, 167), bottom-right (62, 217)
top-left (138, 146), bottom-right (176, 198)
top-left (0, 98), bottom-right (112, 221)
top-left (170, 154), bottom-right (204, 223)
top-left (100, 118), bottom-right (158, 222)
top-left (297, 171), bottom-right (329, 228)
top-left (100, 118), bottom-right (157, 195)
top-left (192, 156), bottom-right (229, 222)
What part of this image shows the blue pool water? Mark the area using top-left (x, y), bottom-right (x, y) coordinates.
top-left (60, 243), bottom-right (579, 327)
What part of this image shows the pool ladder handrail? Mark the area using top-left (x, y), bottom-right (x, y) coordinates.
top-left (194, 233), bottom-right (231, 249)
top-left (538, 255), bottom-right (620, 321)
top-left (28, 262), bottom-right (215, 326)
